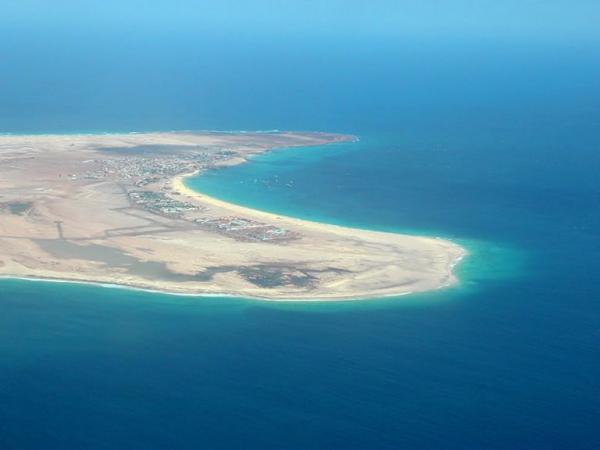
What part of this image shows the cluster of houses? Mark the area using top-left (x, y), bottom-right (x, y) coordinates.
top-left (128, 191), bottom-right (198, 218)
top-left (194, 217), bottom-right (299, 242)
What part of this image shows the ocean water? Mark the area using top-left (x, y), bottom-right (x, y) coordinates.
top-left (1, 31), bottom-right (600, 449)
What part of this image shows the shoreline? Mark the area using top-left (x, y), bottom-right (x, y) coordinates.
top-left (173, 172), bottom-right (466, 250)
top-left (0, 128), bottom-right (357, 139)
top-left (166, 168), bottom-right (467, 301)
top-left (0, 274), bottom-right (418, 302)
top-left (0, 131), bottom-right (466, 301)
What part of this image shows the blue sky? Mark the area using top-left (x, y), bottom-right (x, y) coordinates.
top-left (4, 0), bottom-right (600, 41)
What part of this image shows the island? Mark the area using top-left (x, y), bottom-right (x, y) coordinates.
top-left (0, 131), bottom-right (465, 300)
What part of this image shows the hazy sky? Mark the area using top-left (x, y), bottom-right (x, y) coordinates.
top-left (4, 0), bottom-right (600, 41)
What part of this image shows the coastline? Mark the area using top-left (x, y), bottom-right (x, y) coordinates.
top-left (0, 131), bottom-right (466, 301)
top-left (174, 171), bottom-right (466, 258)
top-left (0, 274), bottom-right (417, 302)
top-left (168, 167), bottom-right (467, 300)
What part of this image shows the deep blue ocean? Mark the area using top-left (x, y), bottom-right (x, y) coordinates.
top-left (1, 30), bottom-right (599, 449)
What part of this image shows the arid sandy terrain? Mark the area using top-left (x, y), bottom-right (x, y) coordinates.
top-left (0, 131), bottom-right (465, 300)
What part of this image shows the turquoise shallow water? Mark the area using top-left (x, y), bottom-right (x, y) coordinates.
top-left (1, 31), bottom-right (600, 449)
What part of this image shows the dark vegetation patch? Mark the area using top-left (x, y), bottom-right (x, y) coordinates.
top-left (237, 266), bottom-right (317, 288)
top-left (0, 201), bottom-right (33, 215)
top-left (196, 264), bottom-right (351, 289)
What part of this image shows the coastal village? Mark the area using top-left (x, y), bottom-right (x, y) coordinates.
top-left (76, 145), bottom-right (300, 243)
top-left (194, 217), bottom-right (299, 242)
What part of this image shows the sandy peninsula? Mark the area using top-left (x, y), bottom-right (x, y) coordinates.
top-left (0, 131), bottom-right (465, 300)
